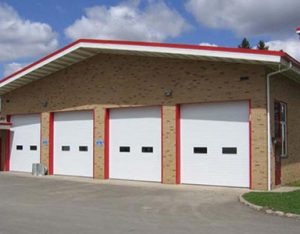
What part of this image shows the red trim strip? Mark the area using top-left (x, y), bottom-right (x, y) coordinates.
top-left (1, 38), bottom-right (297, 85)
top-left (92, 109), bottom-right (96, 179)
top-left (161, 106), bottom-right (164, 183)
top-left (4, 115), bottom-right (11, 171)
top-left (249, 100), bottom-right (252, 189)
top-left (0, 123), bottom-right (12, 126)
top-left (48, 113), bottom-right (54, 175)
top-left (77, 39), bottom-right (285, 56)
top-left (175, 105), bottom-right (181, 184)
top-left (0, 138), bottom-right (2, 171)
top-left (104, 109), bottom-right (109, 179)
top-left (39, 114), bottom-right (42, 165)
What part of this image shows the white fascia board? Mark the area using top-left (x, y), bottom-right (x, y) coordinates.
top-left (0, 44), bottom-right (82, 88)
top-left (80, 42), bottom-right (282, 64)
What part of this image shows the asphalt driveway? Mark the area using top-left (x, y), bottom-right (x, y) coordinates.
top-left (0, 173), bottom-right (299, 234)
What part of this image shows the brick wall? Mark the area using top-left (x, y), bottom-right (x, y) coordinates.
top-left (1, 53), bottom-right (269, 189)
top-left (271, 73), bottom-right (300, 186)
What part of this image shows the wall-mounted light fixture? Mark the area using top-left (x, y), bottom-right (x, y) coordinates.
top-left (42, 101), bottom-right (48, 108)
top-left (240, 76), bottom-right (249, 81)
top-left (164, 89), bottom-right (173, 97)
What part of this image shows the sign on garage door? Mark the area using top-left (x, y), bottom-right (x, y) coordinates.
top-left (180, 101), bottom-right (250, 187)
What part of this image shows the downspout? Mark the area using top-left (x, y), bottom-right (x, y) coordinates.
top-left (266, 62), bottom-right (292, 191)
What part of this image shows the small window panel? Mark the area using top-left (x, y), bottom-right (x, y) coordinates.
top-left (79, 146), bottom-right (88, 152)
top-left (30, 145), bottom-right (37, 151)
top-left (194, 147), bottom-right (207, 154)
top-left (120, 146), bottom-right (130, 152)
top-left (222, 147), bottom-right (237, 154)
top-left (142, 147), bottom-right (153, 153)
top-left (62, 146), bottom-right (70, 151)
top-left (16, 145), bottom-right (23, 150)
top-left (275, 101), bottom-right (288, 157)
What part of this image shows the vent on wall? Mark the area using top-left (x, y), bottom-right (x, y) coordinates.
top-left (240, 76), bottom-right (249, 81)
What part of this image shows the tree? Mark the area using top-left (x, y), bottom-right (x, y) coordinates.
top-left (238, 38), bottom-right (251, 49)
top-left (257, 40), bottom-right (269, 50)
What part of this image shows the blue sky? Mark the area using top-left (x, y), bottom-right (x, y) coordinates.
top-left (0, 0), bottom-right (299, 78)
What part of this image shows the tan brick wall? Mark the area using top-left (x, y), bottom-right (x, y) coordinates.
top-left (271, 74), bottom-right (300, 185)
top-left (1, 53), bottom-right (269, 189)
top-left (162, 105), bottom-right (177, 184)
top-left (94, 107), bottom-right (106, 179)
top-left (40, 112), bottom-right (50, 168)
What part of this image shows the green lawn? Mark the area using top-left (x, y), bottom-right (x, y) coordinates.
top-left (288, 181), bottom-right (300, 187)
top-left (243, 190), bottom-right (300, 215)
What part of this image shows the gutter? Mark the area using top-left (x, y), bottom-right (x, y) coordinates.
top-left (266, 62), bottom-right (292, 191)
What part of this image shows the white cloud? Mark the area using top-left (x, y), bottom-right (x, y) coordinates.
top-left (185, 0), bottom-right (300, 38)
top-left (0, 3), bottom-right (58, 62)
top-left (266, 38), bottom-right (300, 59)
top-left (199, 42), bottom-right (218, 47)
top-left (3, 62), bottom-right (26, 77)
top-left (65, 1), bottom-right (190, 42)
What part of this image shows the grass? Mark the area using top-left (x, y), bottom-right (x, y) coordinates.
top-left (288, 181), bottom-right (300, 187)
top-left (243, 190), bottom-right (300, 215)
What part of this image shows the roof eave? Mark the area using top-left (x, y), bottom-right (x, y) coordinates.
top-left (0, 39), bottom-right (298, 95)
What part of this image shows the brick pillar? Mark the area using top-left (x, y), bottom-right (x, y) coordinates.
top-left (40, 112), bottom-right (50, 170)
top-left (93, 106), bottom-right (106, 179)
top-left (162, 105), bottom-right (177, 184)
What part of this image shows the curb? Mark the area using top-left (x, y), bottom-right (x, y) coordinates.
top-left (239, 194), bottom-right (300, 220)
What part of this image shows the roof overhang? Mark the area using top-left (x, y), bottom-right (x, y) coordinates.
top-left (0, 39), bottom-right (300, 95)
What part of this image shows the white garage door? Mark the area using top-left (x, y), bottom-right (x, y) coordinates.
top-left (181, 101), bottom-right (250, 187)
top-left (10, 114), bottom-right (41, 172)
top-left (109, 107), bottom-right (161, 182)
top-left (54, 111), bottom-right (93, 177)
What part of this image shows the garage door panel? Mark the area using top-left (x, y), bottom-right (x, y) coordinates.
top-left (181, 101), bottom-right (250, 187)
top-left (10, 115), bottom-right (41, 172)
top-left (109, 107), bottom-right (161, 182)
top-left (54, 111), bottom-right (93, 177)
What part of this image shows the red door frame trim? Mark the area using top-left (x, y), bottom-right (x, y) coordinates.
top-left (161, 106), bottom-right (164, 183)
top-left (176, 99), bottom-right (252, 188)
top-left (39, 114), bottom-right (43, 164)
top-left (175, 105), bottom-right (181, 184)
top-left (48, 112), bottom-right (54, 175)
top-left (4, 115), bottom-right (11, 171)
top-left (104, 108), bottom-right (109, 179)
top-left (249, 100), bottom-right (253, 189)
top-left (92, 109), bottom-right (96, 179)
top-left (0, 138), bottom-right (2, 171)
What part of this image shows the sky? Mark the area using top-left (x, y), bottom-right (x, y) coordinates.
top-left (0, 0), bottom-right (300, 79)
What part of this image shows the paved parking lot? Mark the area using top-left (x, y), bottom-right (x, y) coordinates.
top-left (0, 173), bottom-right (299, 234)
